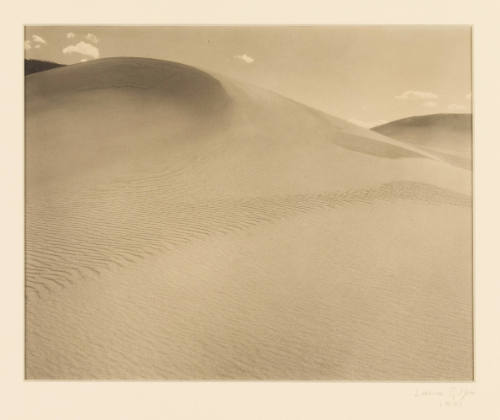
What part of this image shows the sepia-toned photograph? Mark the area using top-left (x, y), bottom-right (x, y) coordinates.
top-left (25, 25), bottom-right (473, 380)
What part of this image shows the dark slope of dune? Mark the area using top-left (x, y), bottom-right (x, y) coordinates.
top-left (25, 57), bottom-right (472, 380)
top-left (26, 58), bottom-right (230, 113)
top-left (372, 113), bottom-right (472, 169)
top-left (25, 59), bottom-right (65, 75)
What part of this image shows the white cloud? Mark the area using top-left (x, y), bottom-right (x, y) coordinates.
top-left (395, 90), bottom-right (438, 100)
top-left (66, 32), bottom-right (75, 39)
top-left (448, 103), bottom-right (467, 112)
top-left (62, 41), bottom-right (100, 59)
top-left (24, 40), bottom-right (31, 50)
top-left (34, 44), bottom-right (41, 49)
top-left (85, 33), bottom-right (99, 44)
top-left (234, 53), bottom-right (254, 64)
top-left (32, 34), bottom-right (47, 45)
top-left (466, 92), bottom-right (472, 100)
top-left (80, 58), bottom-right (88, 62)
top-left (423, 101), bottom-right (438, 108)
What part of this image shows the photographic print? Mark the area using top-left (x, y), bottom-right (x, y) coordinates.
top-left (24, 25), bottom-right (473, 380)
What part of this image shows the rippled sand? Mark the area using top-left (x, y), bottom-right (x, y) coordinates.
top-left (25, 58), bottom-right (472, 380)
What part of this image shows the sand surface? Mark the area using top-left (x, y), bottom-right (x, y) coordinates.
top-left (25, 58), bottom-right (472, 380)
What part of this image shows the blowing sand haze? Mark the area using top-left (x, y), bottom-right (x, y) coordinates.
top-left (25, 26), bottom-right (473, 380)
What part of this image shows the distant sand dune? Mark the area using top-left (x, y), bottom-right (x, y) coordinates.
top-left (372, 113), bottom-right (472, 169)
top-left (25, 58), bottom-right (472, 380)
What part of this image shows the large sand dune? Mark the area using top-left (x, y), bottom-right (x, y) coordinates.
top-left (25, 58), bottom-right (472, 380)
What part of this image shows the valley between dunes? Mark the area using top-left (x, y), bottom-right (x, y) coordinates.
top-left (25, 57), bottom-right (472, 380)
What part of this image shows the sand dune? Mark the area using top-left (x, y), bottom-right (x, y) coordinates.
top-left (25, 58), bottom-right (472, 380)
top-left (372, 113), bottom-right (472, 169)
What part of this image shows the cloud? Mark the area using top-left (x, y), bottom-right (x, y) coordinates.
top-left (85, 33), bottom-right (99, 44)
top-left (422, 101), bottom-right (438, 108)
top-left (234, 53), bottom-right (254, 64)
top-left (66, 32), bottom-right (75, 39)
top-left (35, 44), bottom-right (41, 49)
top-left (395, 90), bottom-right (438, 100)
top-left (24, 40), bottom-right (31, 50)
top-left (448, 103), bottom-right (467, 112)
top-left (62, 41), bottom-right (100, 59)
top-left (80, 58), bottom-right (88, 62)
top-left (32, 34), bottom-right (47, 45)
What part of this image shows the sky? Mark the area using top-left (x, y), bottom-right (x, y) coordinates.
top-left (24, 26), bottom-right (472, 126)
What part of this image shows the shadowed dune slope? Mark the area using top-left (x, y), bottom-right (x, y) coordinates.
top-left (373, 113), bottom-right (472, 169)
top-left (26, 57), bottom-right (229, 112)
top-left (26, 58), bottom-right (472, 380)
top-left (25, 59), bottom-right (65, 75)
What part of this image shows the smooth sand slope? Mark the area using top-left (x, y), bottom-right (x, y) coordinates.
top-left (25, 58), bottom-right (472, 380)
top-left (373, 113), bottom-right (472, 170)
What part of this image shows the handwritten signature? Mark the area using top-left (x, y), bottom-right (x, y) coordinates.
top-left (414, 387), bottom-right (475, 407)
